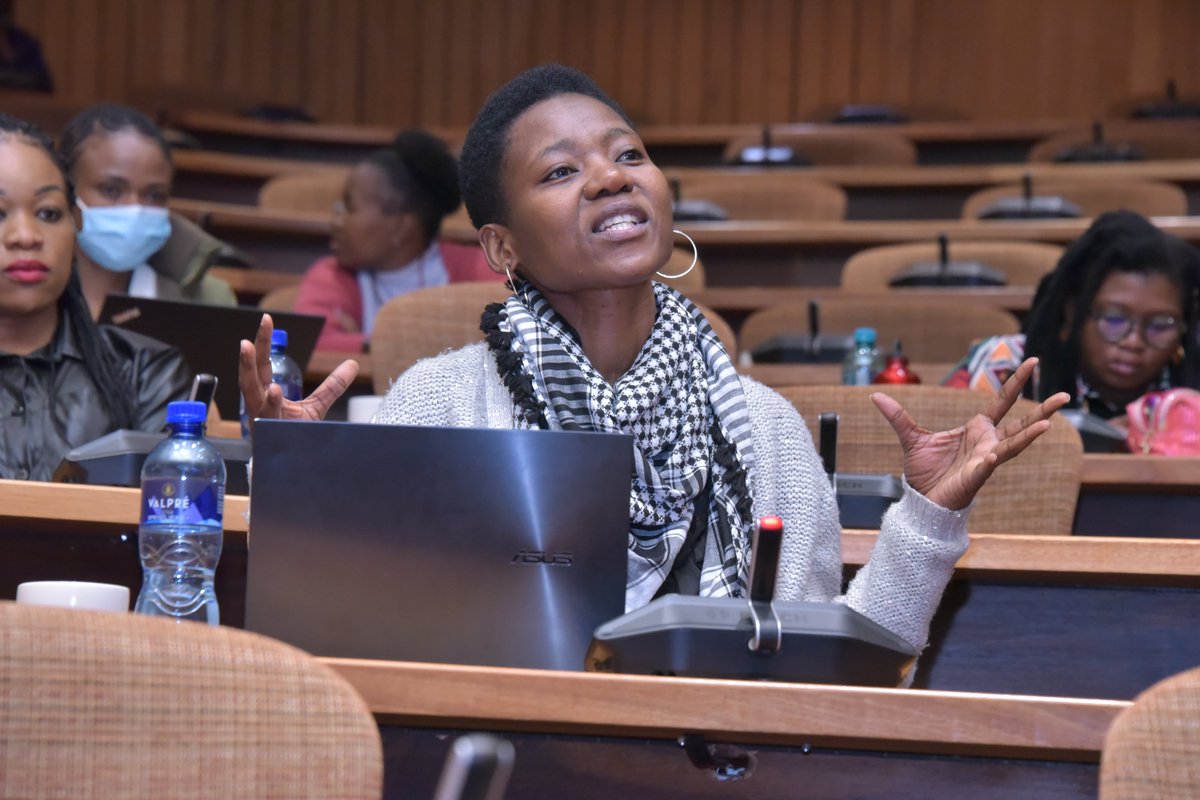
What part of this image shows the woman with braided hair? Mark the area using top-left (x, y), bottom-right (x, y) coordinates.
top-left (947, 210), bottom-right (1200, 424)
top-left (242, 65), bottom-right (1066, 649)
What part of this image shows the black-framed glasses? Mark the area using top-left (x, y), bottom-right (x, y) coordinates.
top-left (1090, 307), bottom-right (1183, 349)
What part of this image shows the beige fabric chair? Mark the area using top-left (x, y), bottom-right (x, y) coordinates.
top-left (740, 298), bottom-right (1020, 363)
top-left (674, 174), bottom-right (847, 221)
top-left (962, 180), bottom-right (1188, 220)
top-left (773, 385), bottom-right (1083, 534)
top-left (258, 169), bottom-right (349, 213)
top-left (722, 130), bottom-right (917, 166)
top-left (1100, 666), bottom-right (1200, 799)
top-left (1030, 128), bottom-right (1200, 163)
top-left (258, 284), bottom-right (301, 311)
top-left (371, 281), bottom-right (513, 393)
top-left (840, 240), bottom-right (1065, 291)
top-left (0, 600), bottom-right (383, 799)
top-left (369, 280), bottom-right (736, 393)
top-left (658, 244), bottom-right (708, 296)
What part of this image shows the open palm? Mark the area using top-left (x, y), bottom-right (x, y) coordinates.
top-left (238, 313), bottom-right (359, 430)
top-left (871, 358), bottom-right (1070, 511)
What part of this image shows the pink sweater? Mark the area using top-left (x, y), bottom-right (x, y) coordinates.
top-left (295, 242), bottom-right (502, 352)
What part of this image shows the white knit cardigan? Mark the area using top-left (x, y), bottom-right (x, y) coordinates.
top-left (375, 342), bottom-right (970, 650)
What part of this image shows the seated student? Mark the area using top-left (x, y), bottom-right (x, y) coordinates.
top-left (293, 131), bottom-right (501, 352)
top-left (57, 104), bottom-right (239, 317)
top-left (242, 65), bottom-right (1066, 650)
top-left (945, 210), bottom-right (1200, 424)
top-left (0, 114), bottom-right (190, 481)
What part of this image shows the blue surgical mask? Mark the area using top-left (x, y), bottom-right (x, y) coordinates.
top-left (76, 198), bottom-right (172, 273)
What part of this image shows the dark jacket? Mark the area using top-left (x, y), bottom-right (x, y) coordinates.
top-left (144, 212), bottom-right (247, 306)
top-left (0, 314), bottom-right (191, 481)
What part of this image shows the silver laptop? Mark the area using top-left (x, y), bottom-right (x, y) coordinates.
top-left (245, 420), bottom-right (632, 671)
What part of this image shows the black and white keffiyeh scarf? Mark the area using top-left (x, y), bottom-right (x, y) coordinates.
top-left (480, 281), bottom-right (757, 610)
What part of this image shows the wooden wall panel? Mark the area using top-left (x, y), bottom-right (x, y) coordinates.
top-left (12, 0), bottom-right (1200, 129)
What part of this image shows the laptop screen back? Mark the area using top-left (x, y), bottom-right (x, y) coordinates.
top-left (245, 420), bottom-right (632, 671)
top-left (99, 294), bottom-right (324, 419)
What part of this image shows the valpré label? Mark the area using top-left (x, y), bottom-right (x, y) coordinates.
top-left (141, 478), bottom-right (224, 528)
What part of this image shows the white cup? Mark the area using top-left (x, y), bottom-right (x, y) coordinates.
top-left (347, 394), bottom-right (384, 424)
top-left (16, 581), bottom-right (130, 612)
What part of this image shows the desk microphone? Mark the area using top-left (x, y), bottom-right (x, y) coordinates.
top-left (819, 412), bottom-right (838, 487)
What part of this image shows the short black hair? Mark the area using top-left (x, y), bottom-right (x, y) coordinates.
top-left (363, 130), bottom-right (461, 245)
top-left (58, 103), bottom-right (173, 179)
top-left (459, 63), bottom-right (633, 229)
top-left (1023, 209), bottom-right (1200, 401)
top-left (0, 112), bottom-right (138, 428)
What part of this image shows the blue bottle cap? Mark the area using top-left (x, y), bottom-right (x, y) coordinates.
top-left (854, 327), bottom-right (876, 345)
top-left (271, 329), bottom-right (288, 349)
top-left (166, 401), bottom-right (208, 424)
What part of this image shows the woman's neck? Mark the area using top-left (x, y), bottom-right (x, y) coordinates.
top-left (77, 253), bottom-right (132, 319)
top-left (0, 305), bottom-right (59, 356)
top-left (376, 239), bottom-right (428, 272)
top-left (540, 283), bottom-right (658, 385)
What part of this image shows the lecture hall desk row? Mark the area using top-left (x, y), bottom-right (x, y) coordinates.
top-left (180, 198), bottom-right (1200, 288)
top-left (170, 109), bottom-right (1200, 167)
top-left (308, 346), bottom-right (1200, 539)
top-left (3, 477), bottom-right (1198, 698)
top-left (4, 477), bottom-right (1196, 797)
top-left (171, 148), bottom-right (1200, 220)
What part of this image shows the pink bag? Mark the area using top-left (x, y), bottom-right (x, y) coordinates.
top-left (1126, 388), bottom-right (1200, 456)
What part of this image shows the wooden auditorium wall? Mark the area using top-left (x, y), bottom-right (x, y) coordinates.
top-left (14, 0), bottom-right (1200, 128)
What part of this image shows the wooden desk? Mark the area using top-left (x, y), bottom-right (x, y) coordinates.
top-left (667, 161), bottom-right (1200, 220)
top-left (321, 658), bottom-right (1123, 798)
top-left (173, 150), bottom-right (346, 205)
top-left (169, 110), bottom-right (1200, 168)
top-left (5, 478), bottom-right (1199, 704)
top-left (0, 480), bottom-right (250, 626)
top-left (172, 196), bottom-right (1200, 287)
top-left (1076, 454), bottom-right (1200, 537)
top-left (173, 149), bottom-right (1200, 219)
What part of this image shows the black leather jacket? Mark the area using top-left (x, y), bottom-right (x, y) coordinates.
top-left (0, 315), bottom-right (190, 481)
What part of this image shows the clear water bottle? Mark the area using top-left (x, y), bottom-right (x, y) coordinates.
top-left (135, 401), bottom-right (225, 625)
top-left (842, 327), bottom-right (884, 385)
top-left (240, 329), bottom-right (303, 436)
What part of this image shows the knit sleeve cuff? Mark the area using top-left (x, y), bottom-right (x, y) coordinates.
top-left (893, 475), bottom-right (972, 545)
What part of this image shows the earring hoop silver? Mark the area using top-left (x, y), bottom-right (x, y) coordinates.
top-left (504, 263), bottom-right (516, 289)
top-left (657, 229), bottom-right (698, 280)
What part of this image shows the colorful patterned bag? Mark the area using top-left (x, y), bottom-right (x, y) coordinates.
top-left (1126, 388), bottom-right (1200, 456)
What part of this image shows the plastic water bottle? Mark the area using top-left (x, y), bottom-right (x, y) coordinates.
top-left (134, 401), bottom-right (225, 625)
top-left (240, 329), bottom-right (303, 436)
top-left (842, 327), bottom-right (884, 385)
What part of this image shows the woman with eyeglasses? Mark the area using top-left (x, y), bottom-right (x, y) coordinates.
top-left (293, 130), bottom-right (502, 352)
top-left (946, 210), bottom-right (1200, 421)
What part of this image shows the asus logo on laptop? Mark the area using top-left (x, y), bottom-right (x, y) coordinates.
top-left (511, 550), bottom-right (573, 566)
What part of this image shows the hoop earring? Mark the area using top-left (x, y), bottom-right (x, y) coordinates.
top-left (657, 229), bottom-right (698, 280)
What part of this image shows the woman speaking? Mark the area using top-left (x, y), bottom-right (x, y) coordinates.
top-left (240, 65), bottom-right (1067, 650)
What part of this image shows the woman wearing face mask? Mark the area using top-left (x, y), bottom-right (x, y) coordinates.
top-left (945, 211), bottom-right (1200, 424)
top-left (293, 130), bottom-right (502, 352)
top-left (57, 104), bottom-right (238, 317)
top-left (242, 66), bottom-right (1067, 650)
top-left (0, 113), bottom-right (190, 481)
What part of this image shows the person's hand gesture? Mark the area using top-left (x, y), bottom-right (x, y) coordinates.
top-left (238, 313), bottom-right (359, 431)
top-left (871, 358), bottom-right (1070, 511)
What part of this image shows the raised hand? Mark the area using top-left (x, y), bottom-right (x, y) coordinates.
top-left (870, 358), bottom-right (1071, 511)
top-left (238, 313), bottom-right (359, 431)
